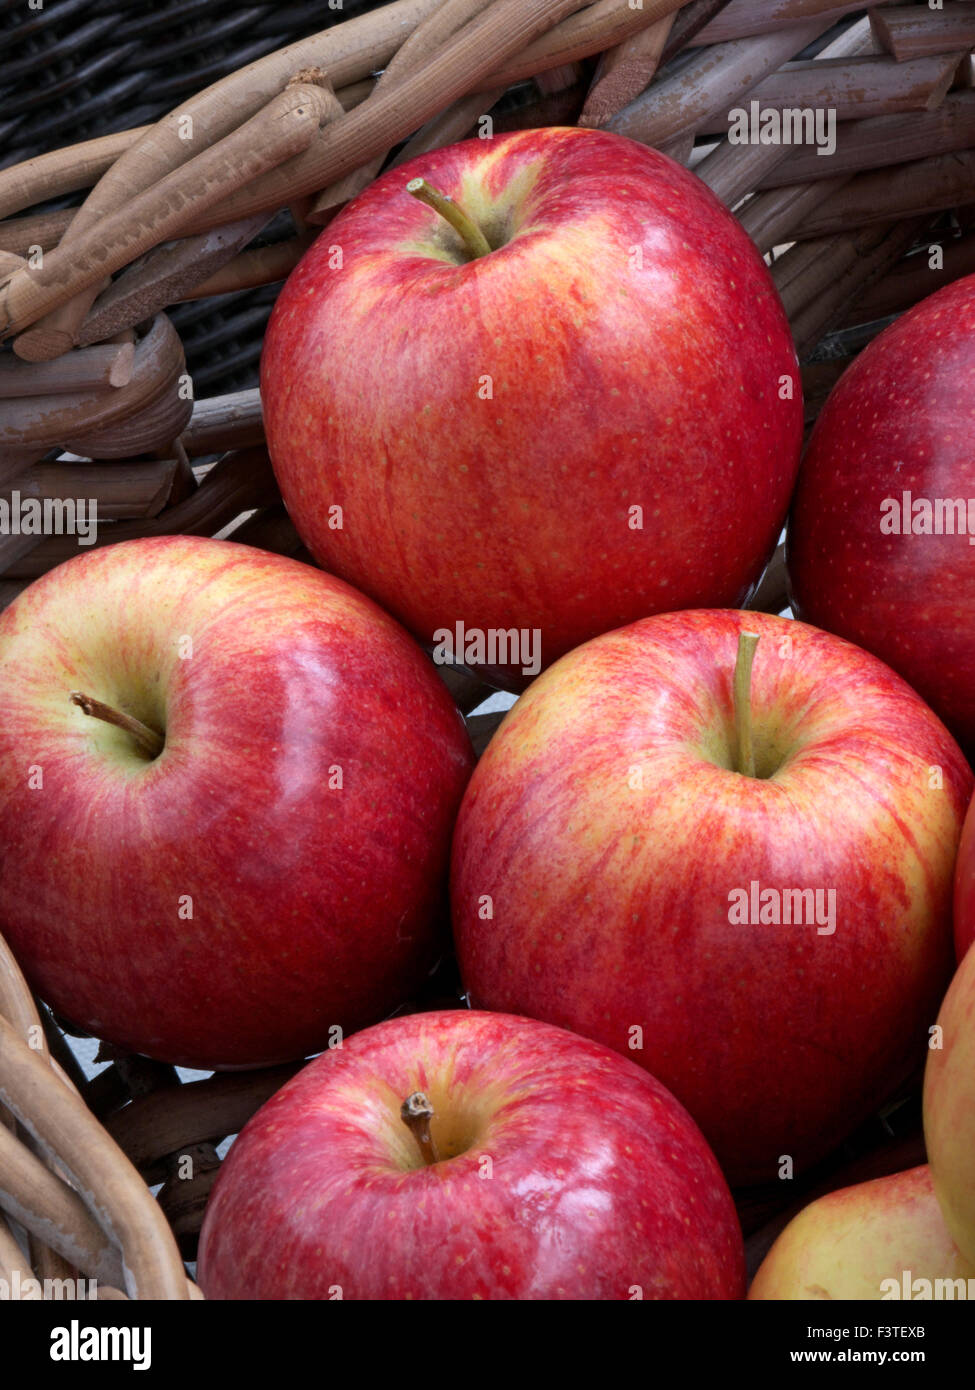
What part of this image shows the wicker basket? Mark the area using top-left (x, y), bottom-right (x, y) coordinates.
top-left (0, 0), bottom-right (972, 1299)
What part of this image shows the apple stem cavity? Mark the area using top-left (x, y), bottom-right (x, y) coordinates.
top-left (400, 1090), bottom-right (440, 1166)
top-left (733, 632), bottom-right (761, 779)
top-left (406, 178), bottom-right (492, 261)
top-left (69, 691), bottom-right (164, 761)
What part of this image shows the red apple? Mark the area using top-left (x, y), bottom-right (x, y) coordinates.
top-left (262, 127), bottom-right (803, 689)
top-left (749, 1166), bottom-right (975, 1301)
top-left (451, 609), bottom-right (971, 1184)
top-left (0, 536), bottom-right (473, 1069)
top-left (955, 797), bottom-right (975, 956)
top-left (788, 274), bottom-right (975, 754)
top-left (196, 1009), bottom-right (746, 1300)
top-left (923, 938), bottom-right (975, 1268)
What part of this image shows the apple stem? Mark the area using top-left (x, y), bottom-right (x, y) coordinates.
top-left (400, 1091), bottom-right (440, 1166)
top-left (69, 691), bottom-right (164, 760)
top-left (406, 178), bottom-right (492, 261)
top-left (733, 632), bottom-right (761, 779)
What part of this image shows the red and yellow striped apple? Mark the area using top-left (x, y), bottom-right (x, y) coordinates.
top-left (788, 275), bottom-right (975, 755)
top-left (955, 795), bottom-right (975, 956)
top-left (923, 937), bottom-right (975, 1268)
top-left (0, 537), bottom-right (473, 1068)
top-left (451, 609), bottom-right (971, 1183)
top-left (749, 1166), bottom-right (975, 1300)
top-left (263, 127), bottom-right (803, 688)
top-left (197, 1010), bottom-right (746, 1300)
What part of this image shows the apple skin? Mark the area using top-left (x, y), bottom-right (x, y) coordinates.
top-left (923, 938), bottom-right (975, 1268)
top-left (955, 797), bottom-right (975, 956)
top-left (749, 1166), bottom-right (975, 1300)
top-left (451, 609), bottom-right (972, 1184)
top-left (788, 275), bottom-right (975, 755)
top-left (0, 536), bottom-right (473, 1069)
top-left (262, 127), bottom-right (802, 689)
top-left (196, 1010), bottom-right (746, 1300)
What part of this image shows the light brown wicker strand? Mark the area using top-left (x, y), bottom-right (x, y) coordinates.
top-left (578, 11), bottom-right (680, 127)
top-left (6, 0), bottom-right (445, 358)
top-left (693, 12), bottom-right (877, 203)
top-left (309, 0), bottom-right (497, 219)
top-left (757, 92), bottom-right (975, 187)
top-left (0, 1121), bottom-right (127, 1286)
top-left (172, 232), bottom-right (318, 303)
top-left (0, 209), bottom-right (74, 259)
top-left (151, 0), bottom-right (654, 237)
top-left (604, 20), bottom-right (835, 146)
top-left (0, 344), bottom-right (134, 398)
top-left (473, 0), bottom-right (688, 91)
top-left (774, 216), bottom-right (933, 356)
top-left (387, 86), bottom-right (508, 168)
top-left (76, 213), bottom-right (274, 348)
top-left (0, 128), bottom-right (153, 223)
top-left (3, 449), bottom-right (278, 581)
top-left (870, 4), bottom-right (975, 63)
top-left (783, 150), bottom-right (975, 240)
top-left (0, 1211), bottom-right (34, 1284)
top-left (692, 0), bottom-right (885, 46)
top-left (104, 1067), bottom-right (303, 1181)
top-left (181, 390), bottom-right (264, 456)
top-left (1, 315), bottom-right (187, 453)
top-left (843, 230), bottom-right (975, 322)
top-left (739, 173), bottom-right (853, 252)
top-left (695, 51), bottom-right (967, 135)
top-left (0, 936), bottom-right (86, 1286)
top-left (0, 1012), bottom-right (189, 1299)
top-left (2, 83), bottom-right (336, 345)
top-left (5, 1), bottom-right (581, 345)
